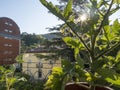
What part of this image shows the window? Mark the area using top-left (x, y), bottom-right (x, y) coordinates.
top-left (4, 51), bottom-right (8, 54)
top-left (4, 44), bottom-right (8, 46)
top-left (4, 29), bottom-right (13, 33)
top-left (9, 44), bottom-right (12, 47)
top-left (8, 58), bottom-right (12, 61)
top-left (4, 44), bottom-right (12, 47)
top-left (9, 51), bottom-right (13, 54)
top-left (4, 58), bottom-right (12, 61)
top-left (38, 70), bottom-right (42, 78)
top-left (5, 22), bottom-right (13, 26)
top-left (4, 29), bottom-right (9, 32)
top-left (4, 58), bottom-right (8, 61)
top-left (4, 37), bottom-right (8, 39)
top-left (9, 30), bottom-right (13, 33)
top-left (5, 22), bottom-right (9, 25)
top-left (9, 23), bottom-right (13, 26)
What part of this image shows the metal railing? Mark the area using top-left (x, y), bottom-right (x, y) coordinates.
top-left (22, 61), bottom-right (61, 81)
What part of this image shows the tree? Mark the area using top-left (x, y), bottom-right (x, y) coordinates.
top-left (40, 0), bottom-right (120, 89)
top-left (21, 32), bottom-right (47, 53)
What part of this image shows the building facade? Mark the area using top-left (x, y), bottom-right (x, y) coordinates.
top-left (0, 17), bottom-right (20, 65)
top-left (22, 53), bottom-right (61, 80)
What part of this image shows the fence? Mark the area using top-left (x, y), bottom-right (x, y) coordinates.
top-left (22, 61), bottom-right (61, 81)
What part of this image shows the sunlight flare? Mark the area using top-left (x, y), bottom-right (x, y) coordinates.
top-left (80, 14), bottom-right (87, 22)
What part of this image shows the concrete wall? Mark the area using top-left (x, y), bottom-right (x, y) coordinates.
top-left (22, 53), bottom-right (61, 80)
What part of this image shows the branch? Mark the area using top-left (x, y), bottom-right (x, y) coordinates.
top-left (95, 0), bottom-right (114, 38)
top-left (91, 0), bottom-right (114, 60)
top-left (65, 21), bottom-right (91, 54)
top-left (95, 41), bottom-right (120, 60)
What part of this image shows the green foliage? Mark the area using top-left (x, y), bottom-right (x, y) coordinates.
top-left (21, 32), bottom-right (47, 53)
top-left (15, 54), bottom-right (24, 63)
top-left (45, 67), bottom-right (65, 90)
top-left (0, 66), bottom-right (45, 90)
top-left (112, 19), bottom-right (120, 36)
top-left (63, 37), bottom-right (82, 48)
top-left (63, 0), bottom-right (72, 19)
top-left (40, 0), bottom-right (65, 21)
top-left (40, 0), bottom-right (120, 89)
top-left (0, 66), bottom-right (17, 90)
top-left (114, 0), bottom-right (120, 4)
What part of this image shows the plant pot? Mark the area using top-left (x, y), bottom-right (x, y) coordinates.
top-left (65, 82), bottom-right (113, 90)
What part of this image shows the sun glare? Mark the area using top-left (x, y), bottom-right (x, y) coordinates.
top-left (80, 14), bottom-right (87, 21)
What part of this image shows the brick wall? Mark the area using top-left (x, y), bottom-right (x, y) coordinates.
top-left (0, 17), bottom-right (20, 65)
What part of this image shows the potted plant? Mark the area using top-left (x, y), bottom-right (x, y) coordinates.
top-left (40, 0), bottom-right (120, 90)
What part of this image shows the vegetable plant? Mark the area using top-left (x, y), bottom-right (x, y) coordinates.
top-left (40, 0), bottom-right (120, 90)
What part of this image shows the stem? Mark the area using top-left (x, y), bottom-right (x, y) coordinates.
top-left (91, 0), bottom-right (114, 60)
top-left (5, 74), bottom-right (9, 90)
top-left (95, 41), bottom-right (120, 60)
top-left (95, 0), bottom-right (114, 38)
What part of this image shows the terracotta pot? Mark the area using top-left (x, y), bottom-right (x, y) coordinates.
top-left (65, 82), bottom-right (113, 90)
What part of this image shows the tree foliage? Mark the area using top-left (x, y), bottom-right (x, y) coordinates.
top-left (21, 32), bottom-right (48, 52)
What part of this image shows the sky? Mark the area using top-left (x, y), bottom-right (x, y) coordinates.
top-left (0, 0), bottom-right (63, 34)
top-left (0, 0), bottom-right (120, 34)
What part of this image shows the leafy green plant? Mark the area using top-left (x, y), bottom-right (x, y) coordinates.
top-left (0, 66), bottom-right (17, 90)
top-left (40, 0), bottom-right (120, 90)
top-left (0, 65), bottom-right (45, 90)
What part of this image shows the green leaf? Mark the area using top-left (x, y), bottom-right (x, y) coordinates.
top-left (103, 25), bottom-right (111, 42)
top-left (102, 24), bottom-right (120, 44)
top-left (106, 76), bottom-right (120, 87)
top-left (74, 48), bottom-right (79, 57)
top-left (63, 37), bottom-right (81, 48)
top-left (114, 0), bottom-right (120, 4)
top-left (7, 78), bottom-right (16, 87)
top-left (61, 60), bottom-right (74, 71)
top-left (115, 51), bottom-right (120, 62)
top-left (97, 68), bottom-right (116, 79)
top-left (0, 66), bottom-right (5, 73)
top-left (91, 59), bottom-right (106, 71)
top-left (40, 0), bottom-right (65, 21)
top-left (15, 54), bottom-right (24, 63)
top-left (112, 19), bottom-right (120, 36)
top-left (63, 0), bottom-right (73, 19)
top-left (45, 67), bottom-right (64, 90)
top-left (97, 0), bottom-right (104, 8)
top-left (76, 54), bottom-right (84, 68)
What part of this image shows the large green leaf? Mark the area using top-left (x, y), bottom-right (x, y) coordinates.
top-left (106, 76), bottom-right (120, 87)
top-left (103, 25), bottom-right (113, 41)
top-left (45, 67), bottom-right (64, 90)
top-left (112, 19), bottom-right (120, 36)
top-left (97, 68), bottom-right (116, 79)
top-left (63, 0), bottom-right (73, 19)
top-left (40, 0), bottom-right (65, 21)
top-left (63, 37), bottom-right (82, 48)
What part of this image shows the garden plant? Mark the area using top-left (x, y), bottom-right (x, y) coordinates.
top-left (40, 0), bottom-right (120, 90)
